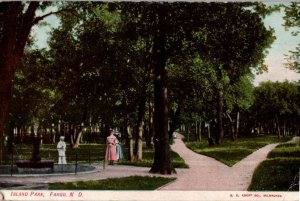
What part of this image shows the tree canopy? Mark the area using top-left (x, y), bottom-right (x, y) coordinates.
top-left (1, 2), bottom-right (289, 174)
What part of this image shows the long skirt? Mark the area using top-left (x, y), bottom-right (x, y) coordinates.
top-left (105, 144), bottom-right (118, 161)
top-left (117, 144), bottom-right (123, 160)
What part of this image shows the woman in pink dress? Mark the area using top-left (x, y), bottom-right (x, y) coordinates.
top-left (105, 130), bottom-right (118, 165)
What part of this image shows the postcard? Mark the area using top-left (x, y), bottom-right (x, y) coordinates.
top-left (0, 1), bottom-right (299, 201)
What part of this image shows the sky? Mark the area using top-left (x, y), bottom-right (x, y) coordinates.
top-left (31, 3), bottom-right (300, 86)
top-left (253, 5), bottom-right (300, 86)
top-left (31, 7), bottom-right (60, 48)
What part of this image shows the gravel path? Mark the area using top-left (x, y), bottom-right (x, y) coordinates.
top-left (0, 133), bottom-right (278, 190)
top-left (159, 134), bottom-right (278, 190)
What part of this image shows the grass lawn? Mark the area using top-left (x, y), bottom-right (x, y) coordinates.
top-left (248, 141), bottom-right (300, 191)
top-left (48, 176), bottom-right (176, 190)
top-left (5, 144), bottom-right (107, 164)
top-left (185, 135), bottom-right (290, 166)
top-left (4, 142), bottom-right (188, 168)
top-left (118, 149), bottom-right (189, 168)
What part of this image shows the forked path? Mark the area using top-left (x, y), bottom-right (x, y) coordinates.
top-left (159, 134), bottom-right (278, 191)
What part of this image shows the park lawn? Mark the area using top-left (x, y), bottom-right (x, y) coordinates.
top-left (185, 135), bottom-right (290, 167)
top-left (5, 144), bottom-right (106, 164)
top-left (48, 176), bottom-right (176, 190)
top-left (248, 141), bottom-right (300, 191)
top-left (118, 149), bottom-right (189, 168)
top-left (5, 143), bottom-right (188, 168)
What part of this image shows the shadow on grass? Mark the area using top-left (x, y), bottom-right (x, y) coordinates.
top-left (185, 135), bottom-right (291, 167)
top-left (249, 142), bottom-right (300, 191)
top-left (48, 176), bottom-right (176, 190)
top-left (248, 158), bottom-right (300, 191)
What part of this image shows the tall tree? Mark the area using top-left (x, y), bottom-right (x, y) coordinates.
top-left (0, 1), bottom-right (79, 160)
top-left (193, 3), bottom-right (275, 144)
top-left (0, 2), bottom-right (51, 162)
top-left (224, 75), bottom-right (255, 141)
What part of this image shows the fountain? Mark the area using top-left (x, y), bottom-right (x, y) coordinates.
top-left (0, 122), bottom-right (100, 178)
top-left (16, 135), bottom-right (54, 174)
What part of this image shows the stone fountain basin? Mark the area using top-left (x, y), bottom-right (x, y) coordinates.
top-left (16, 160), bottom-right (54, 168)
top-left (16, 160), bottom-right (54, 174)
top-left (0, 164), bottom-right (98, 175)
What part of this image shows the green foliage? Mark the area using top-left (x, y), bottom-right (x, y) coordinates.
top-left (49, 176), bottom-right (176, 190)
top-left (193, 3), bottom-right (275, 81)
top-left (283, 3), bottom-right (300, 30)
top-left (251, 80), bottom-right (300, 139)
top-left (5, 2), bottom-right (281, 165)
top-left (283, 3), bottom-right (300, 72)
top-left (9, 2), bottom-right (275, 129)
top-left (249, 142), bottom-right (300, 191)
top-left (224, 74), bottom-right (255, 118)
top-left (94, 5), bottom-right (122, 33)
top-left (186, 136), bottom-right (290, 166)
top-left (252, 81), bottom-right (300, 123)
top-left (10, 49), bottom-right (60, 126)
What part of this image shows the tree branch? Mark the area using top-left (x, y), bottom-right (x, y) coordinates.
top-left (14, 2), bottom-right (40, 62)
top-left (33, 8), bottom-right (79, 25)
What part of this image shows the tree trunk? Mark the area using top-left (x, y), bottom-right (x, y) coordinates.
top-left (196, 121), bottom-right (201, 141)
top-left (168, 103), bottom-right (182, 144)
top-left (72, 126), bottom-right (83, 148)
top-left (146, 100), bottom-right (154, 148)
top-left (16, 126), bottom-right (21, 143)
top-left (216, 90), bottom-right (224, 145)
top-left (0, 2), bottom-right (41, 162)
top-left (51, 124), bottom-right (56, 144)
top-left (134, 84), bottom-right (146, 161)
top-left (6, 121), bottom-right (14, 154)
top-left (0, 88), bottom-right (12, 163)
top-left (283, 118), bottom-right (286, 136)
top-left (207, 122), bottom-right (211, 139)
top-left (149, 6), bottom-right (175, 174)
top-left (201, 121), bottom-right (205, 141)
top-left (127, 125), bottom-right (135, 162)
top-left (226, 112), bottom-right (236, 141)
top-left (235, 111), bottom-right (240, 139)
top-left (199, 122), bottom-right (202, 139)
top-left (134, 63), bottom-right (151, 161)
top-left (275, 115), bottom-right (281, 138)
top-left (187, 126), bottom-right (190, 142)
top-left (134, 121), bottom-right (144, 161)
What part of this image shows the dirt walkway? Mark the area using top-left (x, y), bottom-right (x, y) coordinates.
top-left (159, 134), bottom-right (278, 190)
top-left (0, 134), bottom-right (278, 190)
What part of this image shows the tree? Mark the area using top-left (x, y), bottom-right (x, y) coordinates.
top-left (116, 2), bottom-right (275, 172)
top-left (191, 3), bottom-right (275, 144)
top-left (252, 81), bottom-right (300, 137)
top-left (168, 54), bottom-right (217, 142)
top-left (8, 48), bottom-right (60, 146)
top-left (0, 1), bottom-right (82, 160)
top-left (224, 75), bottom-right (255, 141)
top-left (283, 3), bottom-right (300, 72)
top-left (0, 2), bottom-right (57, 162)
top-left (48, 3), bottom-right (152, 151)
